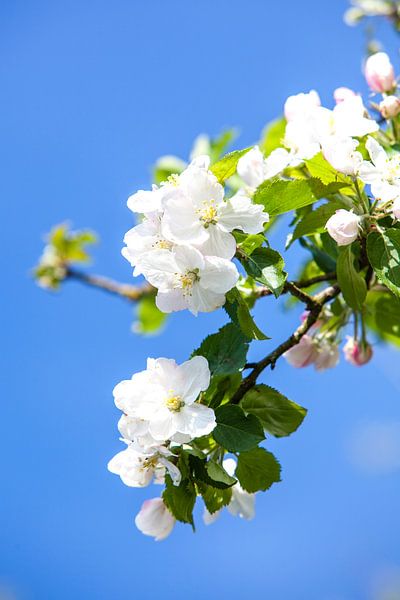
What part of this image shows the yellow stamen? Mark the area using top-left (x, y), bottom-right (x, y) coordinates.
top-left (165, 394), bottom-right (183, 412)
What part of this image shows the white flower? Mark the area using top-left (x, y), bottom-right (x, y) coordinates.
top-left (203, 458), bottom-right (255, 525)
top-left (284, 335), bottom-right (318, 368)
top-left (326, 209), bottom-right (361, 246)
top-left (135, 498), bottom-right (175, 541)
top-left (139, 245), bottom-right (239, 315)
top-left (284, 90), bottom-right (321, 122)
top-left (392, 197), bottom-right (400, 219)
top-left (364, 52), bottom-right (395, 93)
top-left (315, 96), bottom-right (378, 140)
top-left (161, 162), bottom-right (268, 259)
top-left (283, 118), bottom-right (321, 160)
top-left (314, 339), bottom-right (340, 371)
top-left (322, 136), bottom-right (363, 176)
top-left (237, 145), bottom-right (298, 189)
top-left (122, 213), bottom-right (174, 276)
top-left (114, 356), bottom-right (214, 441)
top-left (358, 137), bottom-right (400, 202)
top-left (379, 95), bottom-right (400, 119)
top-left (127, 184), bottom-right (168, 215)
top-left (333, 87), bottom-right (357, 104)
top-left (108, 443), bottom-right (181, 487)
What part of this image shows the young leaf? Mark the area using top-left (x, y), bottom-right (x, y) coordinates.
top-left (210, 148), bottom-right (251, 183)
top-left (197, 483), bottom-right (232, 515)
top-left (254, 177), bottom-right (346, 216)
top-left (336, 244), bottom-right (367, 311)
top-left (241, 384), bottom-right (307, 437)
top-left (234, 232), bottom-right (265, 255)
top-left (133, 294), bottom-right (166, 335)
top-left (225, 288), bottom-right (269, 340)
top-left (213, 405), bottom-right (265, 452)
top-left (259, 117), bottom-right (287, 156)
top-left (189, 455), bottom-right (236, 489)
top-left (367, 229), bottom-right (400, 297)
top-left (236, 447), bottom-right (281, 493)
top-left (193, 323), bottom-right (249, 376)
top-left (305, 152), bottom-right (353, 189)
top-left (291, 201), bottom-right (343, 244)
top-left (239, 247), bottom-right (287, 297)
top-left (162, 475), bottom-right (196, 525)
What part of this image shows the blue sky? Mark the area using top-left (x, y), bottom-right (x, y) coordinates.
top-left (2, 1), bottom-right (400, 598)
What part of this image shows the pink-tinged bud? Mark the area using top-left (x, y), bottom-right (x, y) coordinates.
top-left (314, 340), bottom-right (339, 372)
top-left (379, 95), bottom-right (400, 119)
top-left (135, 498), bottom-right (175, 541)
top-left (284, 335), bottom-right (318, 368)
top-left (392, 197), bottom-right (400, 220)
top-left (365, 52), bottom-right (395, 93)
top-left (343, 337), bottom-right (373, 366)
top-left (326, 209), bottom-right (361, 246)
top-left (334, 87), bottom-right (357, 104)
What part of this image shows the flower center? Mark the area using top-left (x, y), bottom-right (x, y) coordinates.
top-left (143, 456), bottom-right (158, 470)
top-left (166, 174), bottom-right (180, 187)
top-left (154, 239), bottom-right (173, 250)
top-left (165, 393), bottom-right (183, 412)
top-left (178, 269), bottom-right (199, 295)
top-left (198, 200), bottom-right (218, 227)
top-left (385, 157), bottom-right (400, 182)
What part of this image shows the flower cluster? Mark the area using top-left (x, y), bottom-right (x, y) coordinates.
top-left (122, 156), bottom-right (268, 315)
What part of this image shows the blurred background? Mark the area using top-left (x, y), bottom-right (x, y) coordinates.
top-left (1, 0), bottom-right (400, 598)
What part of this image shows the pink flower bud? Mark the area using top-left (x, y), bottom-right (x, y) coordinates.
top-left (343, 337), bottom-right (373, 366)
top-left (365, 52), bottom-right (395, 93)
top-left (284, 335), bottom-right (318, 368)
top-left (379, 95), bottom-right (400, 119)
top-left (326, 209), bottom-right (361, 246)
top-left (135, 497), bottom-right (175, 541)
top-left (334, 87), bottom-right (357, 104)
top-left (392, 197), bottom-right (400, 220)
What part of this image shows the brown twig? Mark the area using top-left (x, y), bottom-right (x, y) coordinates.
top-left (231, 284), bottom-right (340, 404)
top-left (66, 268), bottom-right (154, 302)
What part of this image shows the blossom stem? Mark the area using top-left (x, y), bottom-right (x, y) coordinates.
top-left (66, 268), bottom-right (154, 302)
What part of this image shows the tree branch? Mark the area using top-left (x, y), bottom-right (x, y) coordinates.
top-left (231, 284), bottom-right (340, 404)
top-left (66, 268), bottom-right (154, 302)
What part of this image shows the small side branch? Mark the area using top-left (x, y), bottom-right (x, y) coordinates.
top-left (231, 284), bottom-right (340, 404)
top-left (66, 268), bottom-right (154, 302)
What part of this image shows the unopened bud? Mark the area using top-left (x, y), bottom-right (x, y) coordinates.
top-left (343, 337), bottom-right (373, 367)
top-left (379, 95), bottom-right (400, 119)
top-left (365, 52), bottom-right (395, 93)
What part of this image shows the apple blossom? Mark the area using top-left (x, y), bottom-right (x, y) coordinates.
top-left (113, 356), bottom-right (214, 441)
top-left (237, 145), bottom-right (299, 189)
top-left (392, 197), bottom-right (400, 219)
top-left (364, 52), bottom-right (395, 93)
top-left (135, 497), bottom-right (175, 541)
top-left (314, 339), bottom-right (340, 371)
top-left (108, 442), bottom-right (181, 487)
top-left (122, 213), bottom-right (173, 276)
top-left (161, 161), bottom-right (268, 259)
top-left (379, 95), bottom-right (400, 119)
top-left (284, 90), bottom-right (321, 122)
top-left (333, 87), bottom-right (357, 104)
top-left (326, 209), bottom-right (361, 246)
top-left (139, 245), bottom-right (239, 315)
top-left (315, 95), bottom-right (378, 140)
top-left (343, 337), bottom-right (373, 366)
top-left (322, 136), bottom-right (363, 175)
top-left (283, 335), bottom-right (318, 368)
top-left (358, 136), bottom-right (400, 202)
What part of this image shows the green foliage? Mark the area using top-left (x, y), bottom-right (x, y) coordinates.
top-left (198, 483), bottom-right (232, 514)
top-left (367, 229), bottom-right (400, 297)
top-left (202, 373), bottom-right (242, 410)
top-left (133, 294), bottom-right (166, 335)
top-left (193, 323), bottom-right (249, 376)
top-left (290, 201), bottom-right (343, 244)
top-left (234, 232), bottom-right (265, 255)
top-left (259, 117), bottom-right (286, 156)
top-left (299, 237), bottom-right (337, 273)
top-left (236, 447), bottom-right (281, 493)
top-left (210, 148), bottom-right (251, 183)
top-left (152, 155), bottom-right (186, 185)
top-left (225, 288), bottom-right (269, 340)
top-left (239, 247), bottom-right (287, 297)
top-left (365, 290), bottom-right (400, 346)
top-left (189, 455), bottom-right (236, 489)
top-left (241, 384), bottom-right (307, 437)
top-left (336, 244), bottom-right (367, 311)
top-left (254, 177), bottom-right (346, 216)
top-left (213, 405), bottom-right (265, 452)
top-left (163, 474), bottom-right (197, 526)
top-left (305, 153), bottom-right (353, 190)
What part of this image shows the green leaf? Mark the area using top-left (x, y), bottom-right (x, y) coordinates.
top-left (234, 232), bottom-right (265, 255)
top-left (305, 152), bottom-right (353, 189)
top-left (291, 201), bottom-right (343, 244)
top-left (134, 294), bottom-right (166, 335)
top-left (299, 238), bottom-right (337, 274)
top-left (213, 405), bottom-right (265, 452)
top-left (225, 288), bottom-right (269, 340)
top-left (367, 229), bottom-right (400, 297)
top-left (241, 384), bottom-right (307, 437)
top-left (193, 323), bottom-right (249, 376)
top-left (206, 460), bottom-right (237, 487)
top-left (365, 290), bottom-right (400, 345)
top-left (336, 244), bottom-right (367, 311)
top-left (239, 247), bottom-right (287, 297)
top-left (210, 147), bottom-right (251, 183)
top-left (152, 155), bottom-right (186, 185)
top-left (236, 447), bottom-right (281, 493)
top-left (162, 475), bottom-right (196, 526)
top-left (254, 177), bottom-right (346, 216)
top-left (259, 117), bottom-right (286, 156)
top-left (202, 373), bottom-right (242, 410)
top-left (198, 483), bottom-right (232, 514)
top-left (189, 455), bottom-right (236, 489)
